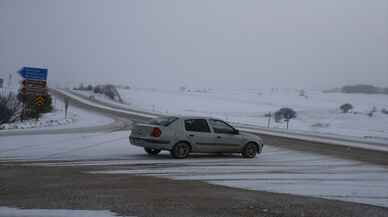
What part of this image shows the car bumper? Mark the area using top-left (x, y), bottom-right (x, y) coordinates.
top-left (129, 136), bottom-right (172, 150)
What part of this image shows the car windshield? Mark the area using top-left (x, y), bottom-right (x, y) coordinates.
top-left (148, 116), bottom-right (178, 126)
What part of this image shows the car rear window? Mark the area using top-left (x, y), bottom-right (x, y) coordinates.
top-left (148, 117), bottom-right (178, 126)
top-left (184, 119), bottom-right (211, 133)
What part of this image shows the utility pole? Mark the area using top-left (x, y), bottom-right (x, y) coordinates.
top-left (0, 78), bottom-right (4, 96)
top-left (64, 96), bottom-right (69, 119)
top-left (267, 112), bottom-right (272, 128)
top-left (7, 74), bottom-right (12, 95)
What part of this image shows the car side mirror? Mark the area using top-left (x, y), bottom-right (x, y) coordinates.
top-left (233, 129), bottom-right (239, 134)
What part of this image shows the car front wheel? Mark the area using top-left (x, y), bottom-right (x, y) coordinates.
top-left (242, 143), bottom-right (257, 158)
top-left (144, 147), bottom-right (161, 155)
top-left (171, 142), bottom-right (190, 159)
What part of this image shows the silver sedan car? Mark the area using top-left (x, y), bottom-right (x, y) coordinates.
top-left (129, 116), bottom-right (264, 159)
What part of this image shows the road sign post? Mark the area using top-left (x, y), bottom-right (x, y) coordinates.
top-left (17, 67), bottom-right (48, 121)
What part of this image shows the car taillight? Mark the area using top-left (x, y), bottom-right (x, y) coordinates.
top-left (151, 127), bottom-right (162, 137)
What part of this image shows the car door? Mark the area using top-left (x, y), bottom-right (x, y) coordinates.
top-left (208, 119), bottom-right (244, 153)
top-left (183, 119), bottom-right (215, 153)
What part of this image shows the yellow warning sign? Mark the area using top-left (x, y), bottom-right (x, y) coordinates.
top-left (35, 95), bottom-right (45, 107)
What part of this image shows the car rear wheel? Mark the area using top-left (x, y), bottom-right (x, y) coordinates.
top-left (171, 142), bottom-right (190, 159)
top-left (144, 147), bottom-right (161, 155)
top-left (242, 143), bottom-right (257, 158)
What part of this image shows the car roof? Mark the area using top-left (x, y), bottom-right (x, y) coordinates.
top-left (174, 115), bottom-right (219, 120)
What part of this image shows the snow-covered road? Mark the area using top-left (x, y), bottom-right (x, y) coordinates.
top-left (2, 89), bottom-right (388, 209)
top-left (2, 130), bottom-right (387, 208)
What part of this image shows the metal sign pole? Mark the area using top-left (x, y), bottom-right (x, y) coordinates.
top-left (64, 97), bottom-right (69, 119)
top-left (21, 99), bottom-right (25, 122)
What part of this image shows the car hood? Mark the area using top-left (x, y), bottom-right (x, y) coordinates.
top-left (240, 131), bottom-right (263, 144)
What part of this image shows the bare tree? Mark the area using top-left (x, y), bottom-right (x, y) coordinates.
top-left (340, 103), bottom-right (353, 113)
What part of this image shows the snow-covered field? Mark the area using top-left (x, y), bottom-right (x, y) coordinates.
top-left (74, 87), bottom-right (388, 143)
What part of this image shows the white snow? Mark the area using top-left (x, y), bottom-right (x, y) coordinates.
top-left (57, 89), bottom-right (157, 119)
top-left (241, 128), bottom-right (388, 152)
top-left (0, 207), bottom-right (129, 217)
top-left (0, 95), bottom-right (114, 132)
top-left (2, 130), bottom-right (388, 207)
top-left (107, 87), bottom-right (388, 143)
top-left (0, 131), bottom-right (134, 162)
top-left (86, 143), bottom-right (388, 208)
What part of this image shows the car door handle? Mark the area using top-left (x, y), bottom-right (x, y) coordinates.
top-left (189, 134), bottom-right (195, 137)
top-left (216, 136), bottom-right (222, 139)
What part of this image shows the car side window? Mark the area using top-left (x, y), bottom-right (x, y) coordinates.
top-left (209, 119), bottom-right (235, 134)
top-left (184, 119), bottom-right (211, 133)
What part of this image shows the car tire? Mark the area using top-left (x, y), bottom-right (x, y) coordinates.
top-left (170, 142), bottom-right (190, 159)
top-left (144, 147), bottom-right (161, 155)
top-left (242, 143), bottom-right (257, 158)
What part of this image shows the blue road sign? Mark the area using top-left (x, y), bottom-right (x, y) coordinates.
top-left (18, 67), bottom-right (48, 81)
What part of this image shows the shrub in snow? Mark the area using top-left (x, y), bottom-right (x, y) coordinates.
top-left (75, 83), bottom-right (94, 91)
top-left (340, 103), bottom-right (353, 113)
top-left (341, 84), bottom-right (379, 94)
top-left (0, 93), bottom-right (20, 124)
top-left (18, 94), bottom-right (54, 120)
top-left (264, 112), bottom-right (272, 118)
top-left (274, 108), bottom-right (297, 123)
top-left (93, 84), bottom-right (123, 103)
top-left (367, 106), bottom-right (377, 117)
top-left (274, 108), bottom-right (296, 129)
top-left (79, 83), bottom-right (85, 90)
top-left (312, 123), bottom-right (330, 128)
top-left (382, 108), bottom-right (388, 115)
top-left (41, 95), bottom-right (54, 113)
top-left (121, 85), bottom-right (130, 90)
top-left (93, 85), bottom-right (102, 94)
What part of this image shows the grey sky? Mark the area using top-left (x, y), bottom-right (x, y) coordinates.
top-left (1, 0), bottom-right (387, 89)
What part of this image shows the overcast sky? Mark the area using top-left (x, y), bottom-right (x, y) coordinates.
top-left (1, 0), bottom-right (387, 89)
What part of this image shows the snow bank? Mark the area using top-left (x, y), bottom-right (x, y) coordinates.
top-left (0, 95), bottom-right (114, 131)
top-left (0, 207), bottom-right (128, 217)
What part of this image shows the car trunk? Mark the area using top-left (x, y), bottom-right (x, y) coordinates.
top-left (131, 123), bottom-right (161, 138)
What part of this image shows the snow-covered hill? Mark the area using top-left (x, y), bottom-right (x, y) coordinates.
top-left (126, 89), bottom-right (388, 141)
top-left (74, 87), bottom-right (388, 143)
